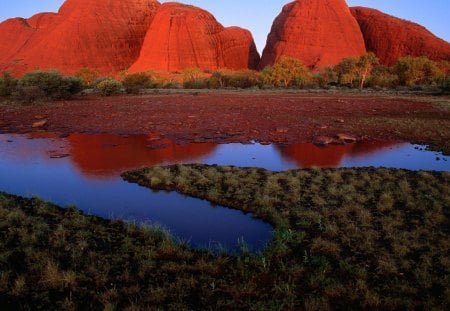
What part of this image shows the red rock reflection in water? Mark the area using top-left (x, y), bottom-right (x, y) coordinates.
top-left (68, 134), bottom-right (217, 178)
top-left (276, 141), bottom-right (400, 168)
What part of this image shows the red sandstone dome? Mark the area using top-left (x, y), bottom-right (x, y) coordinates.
top-left (350, 7), bottom-right (450, 66)
top-left (0, 18), bottom-right (37, 71)
top-left (259, 0), bottom-right (366, 70)
top-left (129, 2), bottom-right (260, 73)
top-left (0, 0), bottom-right (160, 76)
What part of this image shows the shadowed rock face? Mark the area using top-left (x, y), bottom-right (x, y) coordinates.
top-left (129, 2), bottom-right (260, 73)
top-left (350, 7), bottom-right (450, 65)
top-left (260, 0), bottom-right (366, 69)
top-left (0, 0), bottom-right (160, 76)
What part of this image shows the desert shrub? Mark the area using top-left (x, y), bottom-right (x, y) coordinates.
top-left (394, 56), bottom-right (443, 86)
top-left (0, 72), bottom-right (18, 96)
top-left (226, 70), bottom-right (261, 88)
top-left (95, 78), bottom-right (123, 96)
top-left (314, 66), bottom-right (338, 88)
top-left (183, 79), bottom-right (208, 89)
top-left (17, 71), bottom-right (82, 101)
top-left (367, 65), bottom-right (398, 88)
top-left (12, 86), bottom-right (46, 103)
top-left (183, 68), bottom-right (202, 81)
top-left (162, 81), bottom-right (182, 89)
top-left (74, 68), bottom-right (99, 87)
top-left (208, 71), bottom-right (226, 88)
top-left (122, 72), bottom-right (152, 94)
top-left (208, 70), bottom-right (260, 89)
top-left (183, 68), bottom-right (207, 89)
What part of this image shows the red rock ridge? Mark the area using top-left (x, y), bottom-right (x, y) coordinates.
top-left (0, 0), bottom-right (160, 76)
top-left (129, 2), bottom-right (260, 73)
top-left (259, 0), bottom-right (366, 70)
top-left (350, 7), bottom-right (450, 65)
top-left (0, 18), bottom-right (36, 70)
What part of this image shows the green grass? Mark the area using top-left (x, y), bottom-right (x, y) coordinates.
top-left (123, 165), bottom-right (450, 310)
top-left (1, 165), bottom-right (449, 309)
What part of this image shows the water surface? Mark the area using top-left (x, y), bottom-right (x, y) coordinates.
top-left (0, 133), bottom-right (448, 252)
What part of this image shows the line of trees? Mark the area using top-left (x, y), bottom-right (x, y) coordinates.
top-left (0, 54), bottom-right (448, 102)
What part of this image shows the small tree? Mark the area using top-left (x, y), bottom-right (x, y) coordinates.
top-left (355, 52), bottom-right (379, 89)
top-left (74, 68), bottom-right (99, 87)
top-left (336, 57), bottom-right (358, 87)
top-left (369, 65), bottom-right (398, 88)
top-left (394, 56), bottom-right (443, 86)
top-left (259, 65), bottom-right (274, 87)
top-left (268, 56), bottom-right (311, 88)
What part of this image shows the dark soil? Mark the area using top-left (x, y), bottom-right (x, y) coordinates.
top-left (1, 91), bottom-right (449, 152)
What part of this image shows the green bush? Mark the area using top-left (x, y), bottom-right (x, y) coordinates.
top-left (95, 78), bottom-right (123, 96)
top-left (208, 70), bottom-right (261, 89)
top-left (314, 67), bottom-right (338, 88)
top-left (18, 71), bottom-right (82, 100)
top-left (367, 65), bottom-right (398, 88)
top-left (223, 70), bottom-right (261, 89)
top-left (12, 86), bottom-right (46, 103)
top-left (122, 72), bottom-right (152, 94)
top-left (0, 72), bottom-right (18, 96)
top-left (183, 79), bottom-right (208, 89)
top-left (260, 57), bottom-right (312, 88)
top-left (394, 56), bottom-right (443, 86)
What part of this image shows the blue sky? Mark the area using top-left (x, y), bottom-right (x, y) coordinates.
top-left (0, 0), bottom-right (448, 53)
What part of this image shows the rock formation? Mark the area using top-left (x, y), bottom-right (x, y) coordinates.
top-left (351, 7), bottom-right (450, 65)
top-left (129, 2), bottom-right (260, 73)
top-left (0, 18), bottom-right (36, 70)
top-left (259, 0), bottom-right (366, 69)
top-left (0, 0), bottom-right (160, 76)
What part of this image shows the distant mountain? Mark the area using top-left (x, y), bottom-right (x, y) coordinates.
top-left (259, 0), bottom-right (366, 69)
top-left (350, 7), bottom-right (450, 65)
top-left (0, 0), bottom-right (160, 76)
top-left (129, 2), bottom-right (260, 73)
top-left (0, 0), bottom-right (449, 76)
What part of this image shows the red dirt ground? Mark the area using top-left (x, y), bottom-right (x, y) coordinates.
top-left (1, 91), bottom-right (449, 148)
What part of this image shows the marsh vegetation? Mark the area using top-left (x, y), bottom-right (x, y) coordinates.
top-left (1, 163), bottom-right (448, 309)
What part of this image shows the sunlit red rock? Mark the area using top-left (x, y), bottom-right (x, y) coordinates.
top-left (129, 2), bottom-right (260, 73)
top-left (259, 0), bottom-right (366, 69)
top-left (276, 141), bottom-right (399, 168)
top-left (0, 0), bottom-right (160, 76)
top-left (0, 18), bottom-right (36, 72)
top-left (350, 7), bottom-right (450, 65)
top-left (68, 134), bottom-right (217, 178)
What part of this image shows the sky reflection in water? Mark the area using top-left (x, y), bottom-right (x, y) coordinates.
top-left (0, 133), bottom-right (448, 252)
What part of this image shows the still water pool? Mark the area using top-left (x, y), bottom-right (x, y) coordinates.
top-left (0, 133), bottom-right (448, 252)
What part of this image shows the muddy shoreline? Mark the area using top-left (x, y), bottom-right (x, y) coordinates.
top-left (1, 90), bottom-right (449, 151)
